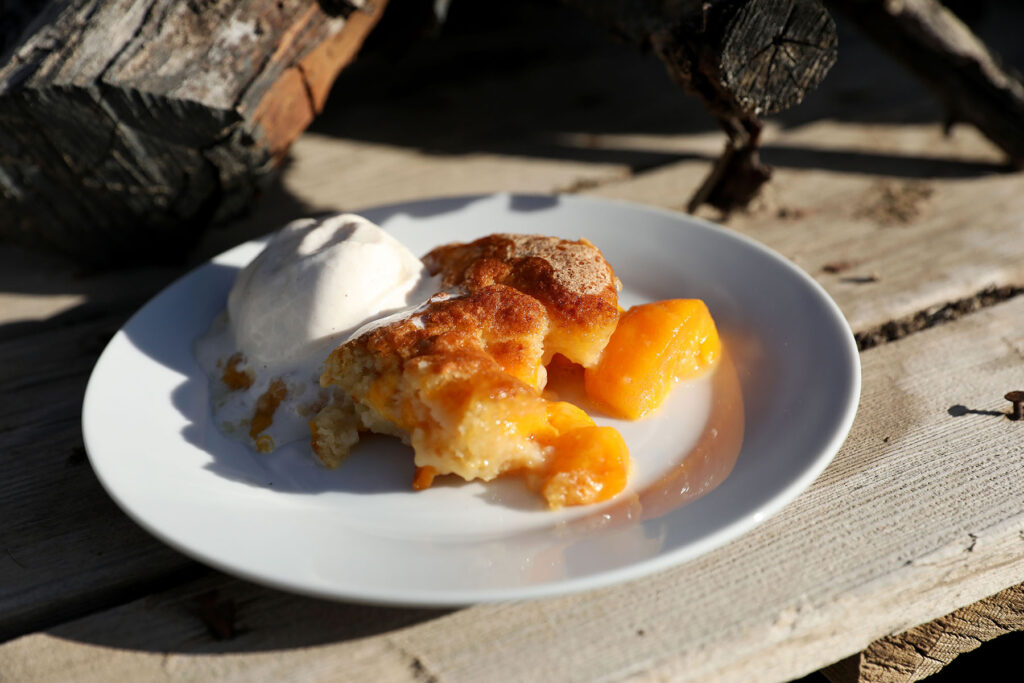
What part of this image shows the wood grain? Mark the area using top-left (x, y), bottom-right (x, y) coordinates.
top-left (4, 110), bottom-right (1020, 659)
top-left (5, 293), bottom-right (1024, 681)
top-left (0, 294), bottom-right (198, 641)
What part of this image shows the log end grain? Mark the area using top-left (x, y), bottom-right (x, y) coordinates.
top-left (720, 0), bottom-right (838, 115)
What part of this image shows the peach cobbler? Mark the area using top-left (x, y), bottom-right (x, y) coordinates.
top-left (309, 233), bottom-right (722, 509)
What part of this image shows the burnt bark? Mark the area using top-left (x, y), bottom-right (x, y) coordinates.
top-left (0, 0), bottom-right (386, 264)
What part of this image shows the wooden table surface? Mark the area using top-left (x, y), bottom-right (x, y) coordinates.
top-left (3, 4), bottom-right (1024, 681)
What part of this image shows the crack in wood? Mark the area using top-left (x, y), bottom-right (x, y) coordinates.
top-left (906, 638), bottom-right (954, 675)
top-left (3, 547), bottom-right (27, 570)
top-left (39, 2), bottom-right (105, 81)
top-left (965, 534), bottom-right (978, 553)
top-left (95, 1), bottom-right (158, 85)
top-left (855, 286), bottom-right (1024, 351)
top-left (294, 62), bottom-right (319, 117)
top-left (387, 640), bottom-right (441, 683)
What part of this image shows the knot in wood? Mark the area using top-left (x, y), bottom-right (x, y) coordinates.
top-left (718, 0), bottom-right (837, 115)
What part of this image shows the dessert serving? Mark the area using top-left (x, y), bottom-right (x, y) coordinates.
top-left (198, 215), bottom-right (722, 509)
top-left (312, 234), bottom-right (630, 509)
top-left (87, 193), bottom-right (859, 603)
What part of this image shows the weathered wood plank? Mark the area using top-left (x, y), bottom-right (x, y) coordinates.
top-left (4, 110), bottom-right (1020, 650)
top-left (187, 137), bottom-right (642, 261)
top-left (582, 119), bottom-right (1024, 331)
top-left (240, 117), bottom-right (1024, 340)
top-left (0, 245), bottom-right (180, 326)
top-left (1, 7), bottom-right (1021, 675)
top-left (202, 122), bottom-right (1024, 337)
top-left (4, 294), bottom-right (1024, 682)
top-left (0, 299), bottom-right (201, 641)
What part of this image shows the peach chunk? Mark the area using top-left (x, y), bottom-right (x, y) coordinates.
top-left (542, 426), bottom-right (630, 508)
top-left (545, 401), bottom-right (595, 434)
top-left (585, 299), bottom-right (721, 419)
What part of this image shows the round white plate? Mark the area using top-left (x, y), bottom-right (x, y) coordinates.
top-left (83, 193), bottom-right (860, 605)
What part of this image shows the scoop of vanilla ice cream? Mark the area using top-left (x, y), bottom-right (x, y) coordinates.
top-left (227, 214), bottom-right (430, 365)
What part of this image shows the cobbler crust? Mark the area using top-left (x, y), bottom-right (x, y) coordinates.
top-left (311, 234), bottom-right (621, 482)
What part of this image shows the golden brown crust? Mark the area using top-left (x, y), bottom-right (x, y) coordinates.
top-left (424, 233), bottom-right (619, 334)
top-left (424, 234), bottom-right (620, 367)
top-left (353, 285), bottom-right (548, 385)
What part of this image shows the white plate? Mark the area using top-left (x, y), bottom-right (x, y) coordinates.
top-left (83, 193), bottom-right (860, 605)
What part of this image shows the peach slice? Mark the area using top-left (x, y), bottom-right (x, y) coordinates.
top-left (541, 426), bottom-right (630, 509)
top-left (585, 299), bottom-right (721, 419)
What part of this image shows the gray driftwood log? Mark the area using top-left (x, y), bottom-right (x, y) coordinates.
top-left (563, 0), bottom-right (839, 212)
top-left (0, 0), bottom-right (387, 264)
top-left (827, 0), bottom-right (1024, 168)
